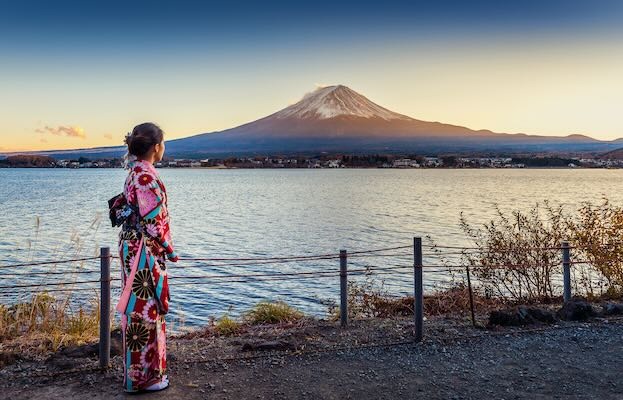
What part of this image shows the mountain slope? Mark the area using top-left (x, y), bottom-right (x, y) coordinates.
top-left (600, 147), bottom-right (623, 159)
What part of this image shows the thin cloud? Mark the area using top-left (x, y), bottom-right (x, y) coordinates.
top-left (103, 133), bottom-right (113, 140)
top-left (36, 125), bottom-right (86, 139)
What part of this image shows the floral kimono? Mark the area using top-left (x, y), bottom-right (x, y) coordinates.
top-left (117, 159), bottom-right (178, 392)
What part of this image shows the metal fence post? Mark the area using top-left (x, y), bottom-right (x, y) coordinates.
top-left (562, 241), bottom-right (571, 303)
top-left (465, 265), bottom-right (476, 327)
top-left (99, 247), bottom-right (111, 369)
top-left (340, 250), bottom-right (348, 328)
top-left (414, 237), bottom-right (423, 342)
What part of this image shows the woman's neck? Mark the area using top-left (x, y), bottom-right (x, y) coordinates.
top-left (137, 156), bottom-right (155, 165)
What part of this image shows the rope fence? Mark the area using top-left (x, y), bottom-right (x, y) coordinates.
top-left (0, 242), bottom-right (590, 293)
top-left (0, 237), bottom-right (615, 368)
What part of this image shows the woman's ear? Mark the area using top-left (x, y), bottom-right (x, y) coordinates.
top-left (154, 141), bottom-right (164, 161)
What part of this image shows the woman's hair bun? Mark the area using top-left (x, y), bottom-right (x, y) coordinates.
top-left (125, 122), bottom-right (164, 157)
top-left (124, 132), bottom-right (133, 146)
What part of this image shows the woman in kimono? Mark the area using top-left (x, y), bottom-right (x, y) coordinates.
top-left (116, 122), bottom-right (178, 393)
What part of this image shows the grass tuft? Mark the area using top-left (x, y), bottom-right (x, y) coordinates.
top-left (214, 314), bottom-right (242, 336)
top-left (243, 301), bottom-right (304, 325)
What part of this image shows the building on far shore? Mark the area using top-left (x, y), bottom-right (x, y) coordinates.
top-left (424, 157), bottom-right (442, 167)
top-left (392, 158), bottom-right (420, 168)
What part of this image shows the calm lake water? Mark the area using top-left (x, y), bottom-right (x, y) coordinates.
top-left (1, 168), bottom-right (621, 326)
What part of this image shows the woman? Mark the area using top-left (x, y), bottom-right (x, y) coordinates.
top-left (116, 122), bottom-right (178, 393)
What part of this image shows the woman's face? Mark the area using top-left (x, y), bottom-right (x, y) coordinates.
top-left (154, 140), bottom-right (165, 162)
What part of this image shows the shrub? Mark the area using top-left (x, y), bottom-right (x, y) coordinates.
top-left (568, 199), bottom-right (623, 296)
top-left (459, 202), bottom-right (566, 301)
top-left (459, 199), bottom-right (623, 301)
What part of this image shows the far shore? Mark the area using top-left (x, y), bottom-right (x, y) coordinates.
top-left (2, 153), bottom-right (623, 169)
top-left (1, 166), bottom-right (622, 170)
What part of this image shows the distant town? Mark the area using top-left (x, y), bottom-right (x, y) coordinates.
top-left (2, 153), bottom-right (623, 169)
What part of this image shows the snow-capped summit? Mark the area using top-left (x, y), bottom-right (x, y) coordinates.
top-left (273, 85), bottom-right (412, 121)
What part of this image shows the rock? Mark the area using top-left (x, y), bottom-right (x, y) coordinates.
top-left (521, 307), bottom-right (556, 324)
top-left (46, 355), bottom-right (80, 370)
top-left (602, 303), bottom-right (623, 316)
top-left (60, 343), bottom-right (98, 358)
top-left (0, 352), bottom-right (20, 368)
top-left (489, 306), bottom-right (556, 326)
top-left (557, 300), bottom-right (597, 321)
top-left (47, 341), bottom-right (100, 369)
top-left (241, 340), bottom-right (296, 352)
top-left (489, 309), bottom-right (521, 326)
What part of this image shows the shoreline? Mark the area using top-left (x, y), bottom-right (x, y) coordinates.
top-left (2, 314), bottom-right (622, 399)
top-left (1, 166), bottom-right (621, 170)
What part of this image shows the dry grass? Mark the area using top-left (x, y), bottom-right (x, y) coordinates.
top-left (213, 314), bottom-right (242, 336)
top-left (0, 292), bottom-right (103, 355)
top-left (242, 301), bottom-right (304, 325)
top-left (328, 276), bottom-right (511, 321)
top-left (0, 214), bottom-right (106, 356)
top-left (180, 301), bottom-right (308, 339)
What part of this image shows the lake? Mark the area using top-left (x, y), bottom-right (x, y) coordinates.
top-left (1, 168), bottom-right (621, 326)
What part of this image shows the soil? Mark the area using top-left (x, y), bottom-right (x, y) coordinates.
top-left (1, 316), bottom-right (622, 399)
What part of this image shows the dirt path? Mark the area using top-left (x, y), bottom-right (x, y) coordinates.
top-left (2, 318), bottom-right (622, 399)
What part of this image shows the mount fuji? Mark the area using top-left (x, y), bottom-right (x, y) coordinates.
top-left (162, 84), bottom-right (604, 155)
top-left (25, 85), bottom-right (619, 158)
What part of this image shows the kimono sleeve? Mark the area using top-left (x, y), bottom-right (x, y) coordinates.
top-left (135, 171), bottom-right (178, 262)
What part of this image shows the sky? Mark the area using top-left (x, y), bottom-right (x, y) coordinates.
top-left (1, 0), bottom-right (622, 151)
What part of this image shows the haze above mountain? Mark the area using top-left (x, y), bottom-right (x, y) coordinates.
top-left (17, 85), bottom-right (623, 158)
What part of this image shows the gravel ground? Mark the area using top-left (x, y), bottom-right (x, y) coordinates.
top-left (1, 317), bottom-right (622, 399)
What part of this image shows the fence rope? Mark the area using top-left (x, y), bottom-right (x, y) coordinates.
top-left (424, 243), bottom-right (616, 252)
top-left (0, 256), bottom-right (102, 269)
top-left (0, 269), bottom-right (102, 277)
top-left (0, 279), bottom-right (102, 290)
top-left (177, 245), bottom-right (413, 263)
top-left (169, 265), bottom-right (413, 281)
top-left (0, 265), bottom-right (417, 291)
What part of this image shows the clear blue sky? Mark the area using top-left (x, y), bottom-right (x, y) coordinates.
top-left (1, 0), bottom-right (622, 150)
